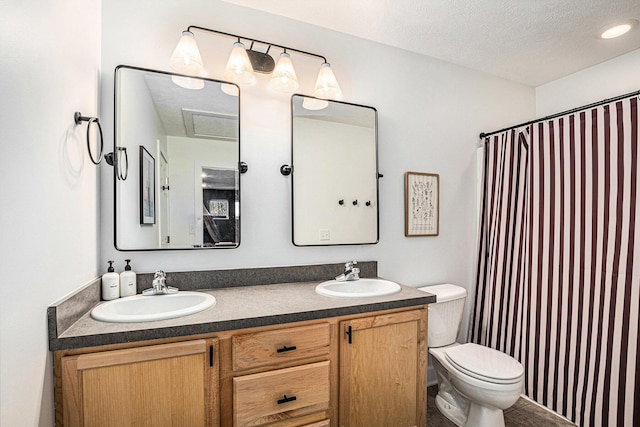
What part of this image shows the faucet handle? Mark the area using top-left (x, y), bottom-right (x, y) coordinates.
top-left (345, 261), bottom-right (357, 270)
top-left (154, 270), bottom-right (166, 279)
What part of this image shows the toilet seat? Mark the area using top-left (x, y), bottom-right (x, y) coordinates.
top-left (444, 343), bottom-right (524, 385)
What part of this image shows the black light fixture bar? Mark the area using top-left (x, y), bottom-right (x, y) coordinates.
top-left (187, 25), bottom-right (328, 63)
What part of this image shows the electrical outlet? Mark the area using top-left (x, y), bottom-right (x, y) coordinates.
top-left (319, 229), bottom-right (330, 241)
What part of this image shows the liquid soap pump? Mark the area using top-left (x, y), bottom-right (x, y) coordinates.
top-left (101, 261), bottom-right (120, 301)
top-left (119, 259), bottom-right (137, 297)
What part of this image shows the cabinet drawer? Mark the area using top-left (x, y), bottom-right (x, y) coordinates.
top-left (301, 421), bottom-right (330, 427)
top-left (233, 361), bottom-right (330, 426)
top-left (233, 323), bottom-right (330, 370)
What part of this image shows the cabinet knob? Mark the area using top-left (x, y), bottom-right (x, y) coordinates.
top-left (276, 345), bottom-right (297, 353)
top-left (277, 394), bottom-right (297, 405)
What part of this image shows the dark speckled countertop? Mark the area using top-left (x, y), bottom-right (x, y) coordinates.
top-left (48, 263), bottom-right (435, 351)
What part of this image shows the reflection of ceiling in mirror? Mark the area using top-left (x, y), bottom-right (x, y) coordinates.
top-left (183, 109), bottom-right (239, 141)
top-left (293, 96), bottom-right (375, 128)
top-left (144, 73), bottom-right (239, 140)
top-left (201, 168), bottom-right (237, 190)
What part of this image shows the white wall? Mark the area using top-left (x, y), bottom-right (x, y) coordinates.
top-left (116, 68), bottom-right (166, 248)
top-left (293, 118), bottom-right (377, 245)
top-left (0, 1), bottom-right (101, 425)
top-left (536, 48), bottom-right (640, 117)
top-left (100, 0), bottom-right (535, 344)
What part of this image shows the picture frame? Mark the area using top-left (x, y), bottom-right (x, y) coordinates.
top-left (139, 146), bottom-right (156, 225)
top-left (405, 172), bottom-right (439, 236)
top-left (208, 199), bottom-right (229, 219)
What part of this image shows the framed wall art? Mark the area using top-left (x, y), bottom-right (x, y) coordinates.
top-left (405, 172), bottom-right (439, 236)
top-left (208, 199), bottom-right (229, 219)
top-left (139, 146), bottom-right (156, 225)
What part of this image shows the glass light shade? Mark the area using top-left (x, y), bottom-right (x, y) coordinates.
top-left (302, 96), bottom-right (329, 110)
top-left (268, 52), bottom-right (299, 92)
top-left (313, 62), bottom-right (342, 99)
top-left (224, 42), bottom-right (256, 85)
top-left (169, 31), bottom-right (205, 76)
top-left (171, 75), bottom-right (205, 90)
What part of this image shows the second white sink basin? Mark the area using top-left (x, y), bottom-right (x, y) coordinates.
top-left (315, 278), bottom-right (401, 298)
top-left (91, 292), bottom-right (216, 323)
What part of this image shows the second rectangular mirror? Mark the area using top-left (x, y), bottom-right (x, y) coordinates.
top-left (290, 95), bottom-right (379, 246)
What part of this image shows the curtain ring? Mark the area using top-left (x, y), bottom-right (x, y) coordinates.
top-left (74, 112), bottom-right (104, 165)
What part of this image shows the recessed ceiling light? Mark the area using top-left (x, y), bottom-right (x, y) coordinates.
top-left (600, 19), bottom-right (638, 39)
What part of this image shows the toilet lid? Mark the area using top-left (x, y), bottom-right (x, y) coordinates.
top-left (445, 343), bottom-right (524, 384)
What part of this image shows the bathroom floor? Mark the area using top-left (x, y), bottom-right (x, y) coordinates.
top-left (427, 386), bottom-right (576, 426)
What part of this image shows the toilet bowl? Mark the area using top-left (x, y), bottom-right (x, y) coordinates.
top-left (419, 284), bottom-right (524, 427)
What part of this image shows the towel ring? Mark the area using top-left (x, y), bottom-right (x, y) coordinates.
top-left (74, 112), bottom-right (104, 165)
top-left (105, 146), bottom-right (129, 181)
top-left (116, 147), bottom-right (128, 180)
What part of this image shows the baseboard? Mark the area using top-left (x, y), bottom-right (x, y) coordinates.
top-left (519, 394), bottom-right (575, 424)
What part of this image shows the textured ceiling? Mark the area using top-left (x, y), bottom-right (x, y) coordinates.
top-left (221, 0), bottom-right (640, 87)
top-left (143, 73), bottom-right (238, 139)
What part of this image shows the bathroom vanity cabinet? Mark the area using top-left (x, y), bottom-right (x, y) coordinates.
top-left (57, 339), bottom-right (219, 426)
top-left (228, 323), bottom-right (332, 426)
top-left (53, 307), bottom-right (427, 427)
top-left (339, 310), bottom-right (426, 427)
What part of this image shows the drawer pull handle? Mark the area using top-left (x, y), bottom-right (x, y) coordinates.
top-left (276, 345), bottom-right (297, 353)
top-left (277, 394), bottom-right (297, 405)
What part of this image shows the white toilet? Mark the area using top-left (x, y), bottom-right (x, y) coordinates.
top-left (418, 284), bottom-right (524, 427)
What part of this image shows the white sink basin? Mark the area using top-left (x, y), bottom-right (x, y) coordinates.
top-left (91, 292), bottom-right (216, 323)
top-left (315, 278), bottom-right (401, 298)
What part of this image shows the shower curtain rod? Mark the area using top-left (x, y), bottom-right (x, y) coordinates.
top-left (479, 88), bottom-right (640, 139)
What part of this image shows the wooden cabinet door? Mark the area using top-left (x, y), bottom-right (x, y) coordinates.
top-left (60, 339), bottom-right (218, 427)
top-left (339, 309), bottom-right (427, 427)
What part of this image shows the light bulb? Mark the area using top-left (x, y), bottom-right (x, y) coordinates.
top-left (599, 19), bottom-right (638, 39)
top-left (269, 52), bottom-right (299, 92)
top-left (224, 42), bottom-right (255, 85)
top-left (169, 31), bottom-right (205, 76)
top-left (313, 62), bottom-right (342, 99)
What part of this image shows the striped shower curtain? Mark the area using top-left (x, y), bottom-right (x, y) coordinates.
top-left (471, 95), bottom-right (640, 426)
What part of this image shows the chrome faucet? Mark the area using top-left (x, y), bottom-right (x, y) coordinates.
top-left (142, 270), bottom-right (179, 295)
top-left (335, 261), bottom-right (360, 282)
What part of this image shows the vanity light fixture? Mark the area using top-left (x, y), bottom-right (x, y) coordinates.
top-left (269, 51), bottom-right (299, 92)
top-left (599, 19), bottom-right (638, 39)
top-left (170, 31), bottom-right (205, 76)
top-left (224, 41), bottom-right (256, 84)
top-left (170, 26), bottom-right (342, 98)
top-left (314, 62), bottom-right (342, 99)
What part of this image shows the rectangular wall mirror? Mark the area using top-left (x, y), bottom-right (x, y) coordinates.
top-left (114, 65), bottom-right (240, 250)
top-left (290, 95), bottom-right (379, 246)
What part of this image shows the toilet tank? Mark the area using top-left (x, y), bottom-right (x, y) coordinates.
top-left (418, 284), bottom-right (467, 348)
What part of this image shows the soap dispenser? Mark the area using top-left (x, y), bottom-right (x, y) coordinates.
top-left (102, 261), bottom-right (120, 301)
top-left (119, 259), bottom-right (137, 297)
